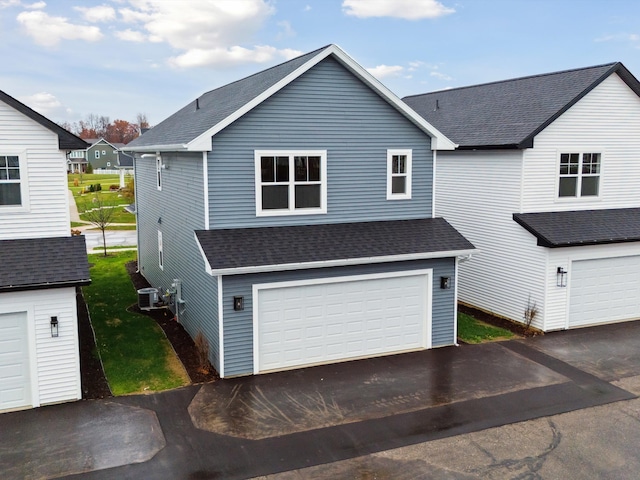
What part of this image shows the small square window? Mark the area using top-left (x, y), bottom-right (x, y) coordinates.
top-left (558, 152), bottom-right (601, 198)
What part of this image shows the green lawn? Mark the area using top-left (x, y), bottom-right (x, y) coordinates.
top-left (84, 251), bottom-right (189, 394)
top-left (457, 312), bottom-right (515, 344)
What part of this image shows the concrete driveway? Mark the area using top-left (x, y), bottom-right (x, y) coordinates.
top-left (1, 321), bottom-right (638, 479)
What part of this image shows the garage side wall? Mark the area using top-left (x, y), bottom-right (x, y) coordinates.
top-left (134, 153), bottom-right (221, 371)
top-left (221, 258), bottom-right (456, 377)
top-left (0, 287), bottom-right (80, 409)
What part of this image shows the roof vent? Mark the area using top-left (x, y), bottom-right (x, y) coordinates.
top-left (434, 99), bottom-right (440, 111)
top-left (195, 98), bottom-right (200, 110)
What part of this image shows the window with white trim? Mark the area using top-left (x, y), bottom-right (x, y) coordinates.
top-left (95, 150), bottom-right (100, 159)
top-left (255, 150), bottom-right (327, 216)
top-left (387, 149), bottom-right (412, 200)
top-left (156, 155), bottom-right (162, 190)
top-left (558, 152), bottom-right (601, 198)
top-left (158, 230), bottom-right (164, 270)
top-left (0, 155), bottom-right (22, 206)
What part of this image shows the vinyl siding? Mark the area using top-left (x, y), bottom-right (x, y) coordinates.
top-left (0, 100), bottom-right (70, 240)
top-left (208, 56), bottom-right (433, 229)
top-left (545, 242), bottom-right (640, 330)
top-left (221, 258), bottom-right (455, 377)
top-left (522, 73), bottom-right (640, 212)
top-left (135, 153), bottom-right (221, 371)
top-left (436, 150), bottom-right (547, 330)
top-left (0, 287), bottom-right (80, 408)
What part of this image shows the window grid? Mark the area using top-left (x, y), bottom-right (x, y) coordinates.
top-left (0, 155), bottom-right (21, 206)
top-left (558, 152), bottom-right (600, 198)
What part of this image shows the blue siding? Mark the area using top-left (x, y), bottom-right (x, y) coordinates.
top-left (222, 258), bottom-right (455, 377)
top-left (135, 153), bottom-right (221, 371)
top-left (208, 56), bottom-right (433, 229)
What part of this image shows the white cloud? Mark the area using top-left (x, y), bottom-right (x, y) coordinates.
top-left (367, 64), bottom-right (404, 79)
top-left (277, 20), bottom-right (295, 39)
top-left (169, 45), bottom-right (301, 69)
top-left (342, 0), bottom-right (454, 20)
top-left (430, 70), bottom-right (452, 81)
top-left (595, 32), bottom-right (640, 43)
top-left (74, 5), bottom-right (116, 23)
top-left (0, 0), bottom-right (21, 8)
top-left (18, 92), bottom-right (71, 118)
top-left (115, 28), bottom-right (145, 42)
top-left (115, 0), bottom-right (294, 68)
top-left (0, 0), bottom-right (44, 8)
top-left (17, 10), bottom-right (103, 46)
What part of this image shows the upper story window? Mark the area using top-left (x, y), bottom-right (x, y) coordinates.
top-left (558, 152), bottom-right (601, 198)
top-left (102, 150), bottom-right (106, 155)
top-left (255, 150), bottom-right (327, 216)
top-left (0, 155), bottom-right (22, 206)
top-left (387, 149), bottom-right (412, 200)
top-left (95, 150), bottom-right (100, 159)
top-left (156, 155), bottom-right (162, 190)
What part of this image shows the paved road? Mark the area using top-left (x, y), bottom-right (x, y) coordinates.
top-left (83, 230), bottom-right (137, 252)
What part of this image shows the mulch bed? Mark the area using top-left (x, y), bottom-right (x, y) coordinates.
top-left (77, 262), bottom-right (218, 400)
top-left (459, 303), bottom-right (541, 338)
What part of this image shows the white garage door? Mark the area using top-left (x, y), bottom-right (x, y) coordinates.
top-left (569, 256), bottom-right (640, 328)
top-left (255, 271), bottom-right (431, 373)
top-left (0, 312), bottom-right (31, 411)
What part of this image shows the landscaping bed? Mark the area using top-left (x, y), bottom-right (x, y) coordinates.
top-left (459, 303), bottom-right (541, 338)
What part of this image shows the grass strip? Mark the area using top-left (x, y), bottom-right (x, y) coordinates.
top-left (457, 312), bottom-right (515, 344)
top-left (84, 251), bottom-right (189, 394)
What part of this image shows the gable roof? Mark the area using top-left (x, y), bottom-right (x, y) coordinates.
top-left (127, 45), bottom-right (455, 153)
top-left (403, 62), bottom-right (640, 149)
top-left (513, 208), bottom-right (640, 248)
top-left (0, 90), bottom-right (88, 150)
top-left (195, 218), bottom-right (475, 275)
top-left (0, 236), bottom-right (91, 292)
top-left (84, 138), bottom-right (124, 150)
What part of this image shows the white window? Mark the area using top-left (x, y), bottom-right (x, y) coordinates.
top-left (106, 162), bottom-right (111, 167)
top-left (102, 150), bottom-right (106, 155)
top-left (255, 150), bottom-right (327, 216)
top-left (156, 155), bottom-right (162, 190)
top-left (0, 154), bottom-right (24, 207)
top-left (387, 149), bottom-right (412, 200)
top-left (158, 230), bottom-right (164, 270)
top-left (558, 152), bottom-right (601, 198)
top-left (95, 150), bottom-right (100, 159)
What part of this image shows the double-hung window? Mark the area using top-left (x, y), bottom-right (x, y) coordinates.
top-left (0, 154), bottom-right (24, 207)
top-left (387, 149), bottom-right (412, 200)
top-left (558, 152), bottom-right (601, 198)
top-left (255, 150), bottom-right (327, 216)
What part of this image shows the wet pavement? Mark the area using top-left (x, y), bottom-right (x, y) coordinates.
top-left (1, 322), bottom-right (639, 479)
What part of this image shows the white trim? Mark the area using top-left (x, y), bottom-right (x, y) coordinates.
top-left (254, 150), bottom-right (327, 216)
top-left (453, 256), bottom-right (459, 346)
top-left (156, 154), bottom-right (162, 191)
top-left (125, 143), bottom-right (189, 153)
top-left (386, 149), bottom-right (412, 200)
top-left (207, 248), bottom-right (477, 276)
top-left (187, 45), bottom-right (456, 152)
top-left (158, 230), bottom-right (164, 270)
top-left (555, 149), bottom-right (603, 201)
top-left (432, 149), bottom-right (437, 218)
top-left (218, 275), bottom-right (224, 378)
top-left (252, 269), bottom-right (433, 374)
top-left (0, 150), bottom-right (30, 213)
top-left (202, 152), bottom-right (210, 230)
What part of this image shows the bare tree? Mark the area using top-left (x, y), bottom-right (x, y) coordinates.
top-left (83, 193), bottom-right (118, 256)
top-left (136, 112), bottom-right (150, 130)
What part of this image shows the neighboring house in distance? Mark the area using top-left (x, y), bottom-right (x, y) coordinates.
top-left (404, 62), bottom-right (640, 332)
top-left (67, 148), bottom-right (87, 173)
top-left (75, 138), bottom-right (124, 170)
top-left (126, 44), bottom-right (474, 378)
top-left (0, 89), bottom-right (91, 412)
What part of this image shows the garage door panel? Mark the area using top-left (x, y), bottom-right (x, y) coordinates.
top-left (0, 312), bottom-right (31, 411)
top-left (257, 273), bottom-right (429, 372)
top-left (569, 255), bottom-right (640, 328)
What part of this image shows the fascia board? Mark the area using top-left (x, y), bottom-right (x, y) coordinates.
top-left (205, 248), bottom-right (477, 276)
top-left (124, 144), bottom-right (189, 153)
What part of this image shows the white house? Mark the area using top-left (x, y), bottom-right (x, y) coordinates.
top-left (404, 62), bottom-right (640, 331)
top-left (0, 89), bottom-right (90, 412)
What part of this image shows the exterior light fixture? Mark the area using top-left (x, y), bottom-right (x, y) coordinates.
top-left (50, 316), bottom-right (59, 337)
top-left (556, 267), bottom-right (567, 287)
top-left (233, 296), bottom-right (244, 311)
top-left (440, 276), bottom-right (451, 289)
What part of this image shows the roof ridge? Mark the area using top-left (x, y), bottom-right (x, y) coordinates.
top-left (404, 61), bottom-right (620, 99)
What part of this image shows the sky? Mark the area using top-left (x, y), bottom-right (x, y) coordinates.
top-left (2, 0), bottom-right (640, 128)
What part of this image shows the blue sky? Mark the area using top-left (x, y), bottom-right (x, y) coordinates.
top-left (2, 0), bottom-right (640, 127)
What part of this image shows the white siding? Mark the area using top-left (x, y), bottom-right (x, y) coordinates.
top-left (546, 242), bottom-right (640, 330)
top-left (0, 287), bottom-right (81, 409)
top-left (436, 150), bottom-right (547, 330)
top-left (522, 73), bottom-right (640, 212)
top-left (0, 100), bottom-right (70, 240)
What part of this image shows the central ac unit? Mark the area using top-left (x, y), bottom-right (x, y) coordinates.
top-left (138, 287), bottom-right (159, 310)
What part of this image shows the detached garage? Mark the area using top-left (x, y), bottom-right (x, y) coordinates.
top-left (196, 218), bottom-right (475, 377)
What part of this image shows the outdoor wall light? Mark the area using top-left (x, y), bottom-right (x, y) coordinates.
top-left (233, 296), bottom-right (244, 311)
top-left (50, 316), bottom-right (59, 337)
top-left (556, 267), bottom-right (567, 287)
top-left (440, 276), bottom-right (451, 289)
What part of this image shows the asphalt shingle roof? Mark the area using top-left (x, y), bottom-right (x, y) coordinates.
top-left (0, 236), bottom-right (91, 291)
top-left (127, 46), bottom-right (330, 149)
top-left (513, 208), bottom-right (640, 248)
top-left (403, 62), bottom-right (640, 149)
top-left (0, 90), bottom-right (88, 150)
top-left (195, 218), bottom-right (475, 272)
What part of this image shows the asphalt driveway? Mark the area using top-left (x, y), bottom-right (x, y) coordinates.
top-left (1, 321), bottom-right (639, 479)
